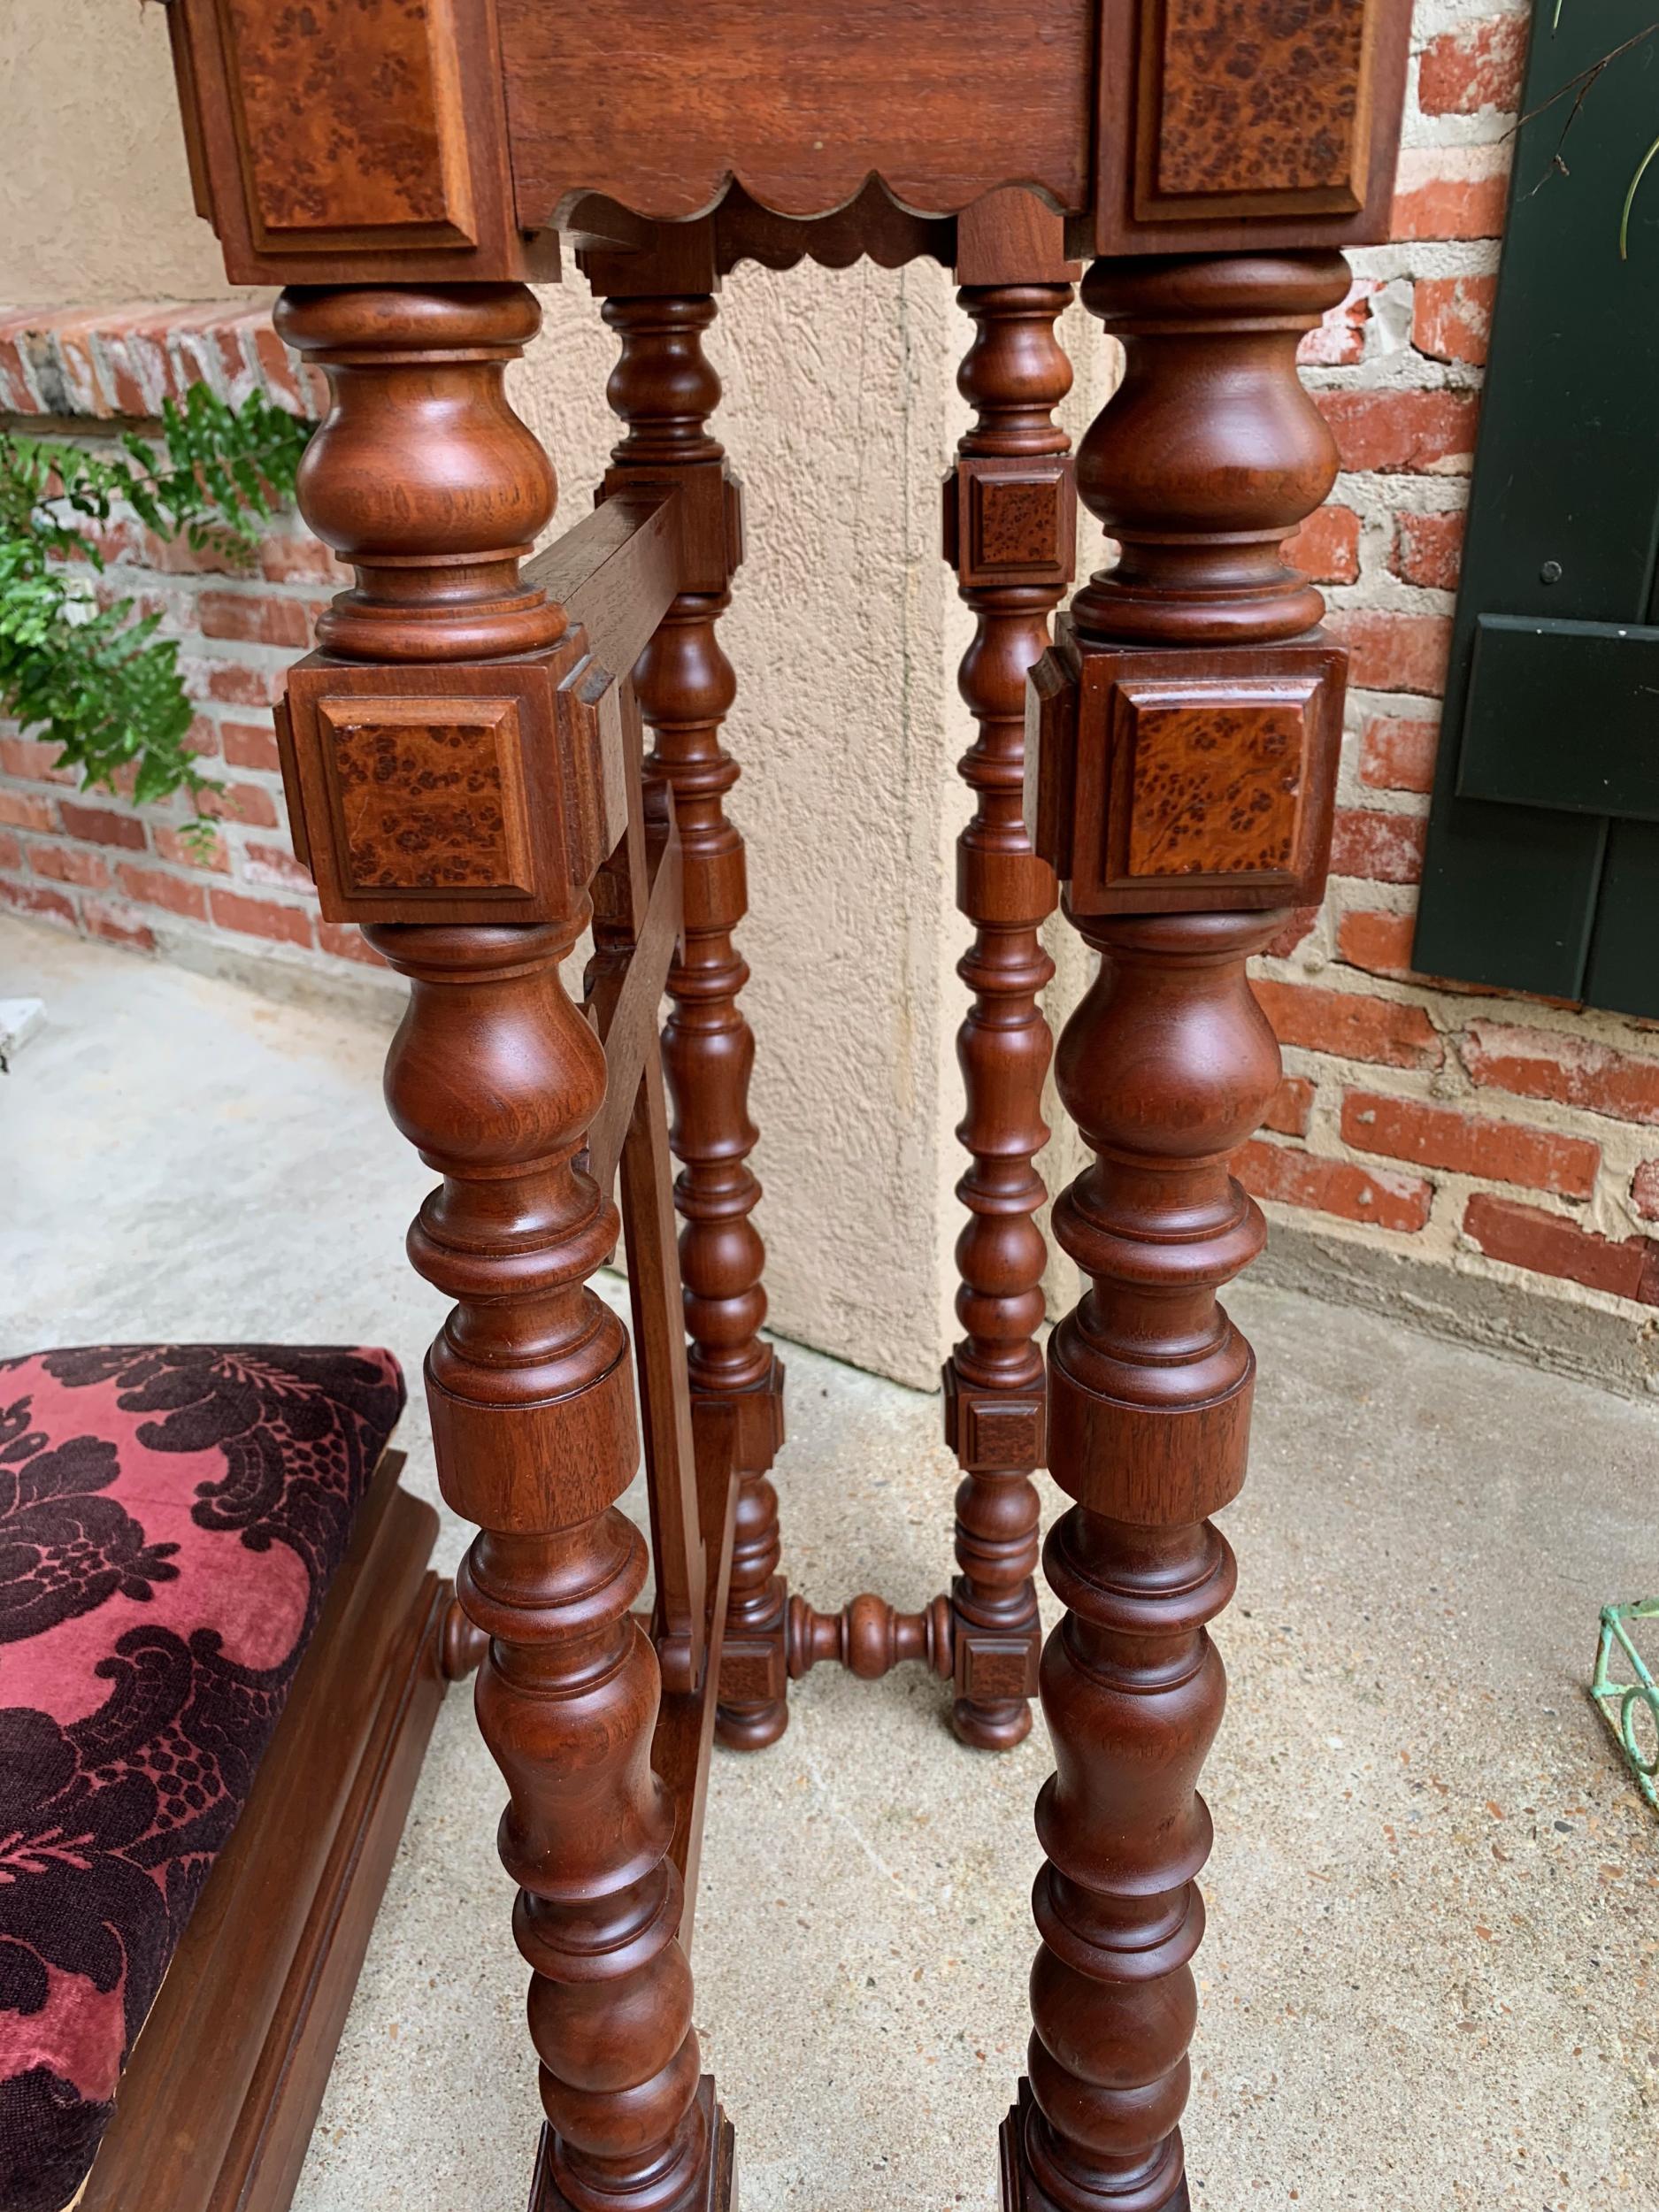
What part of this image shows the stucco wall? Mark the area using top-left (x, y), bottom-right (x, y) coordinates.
top-left (518, 267), bottom-right (968, 1386)
top-left (1, 2), bottom-right (231, 305)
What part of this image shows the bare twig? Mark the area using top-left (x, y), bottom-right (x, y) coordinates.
top-left (1503, 19), bottom-right (1659, 206)
top-left (1509, 20), bottom-right (1659, 139)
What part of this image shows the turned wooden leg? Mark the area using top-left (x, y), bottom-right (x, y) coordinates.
top-left (1009, 250), bottom-right (1350, 2211)
top-left (596, 277), bottom-right (787, 1752)
top-left (377, 923), bottom-right (709, 2212)
top-left (942, 204), bottom-right (1076, 1749)
top-left (273, 283), bottom-right (720, 2212)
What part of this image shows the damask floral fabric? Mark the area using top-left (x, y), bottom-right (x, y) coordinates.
top-left (0, 1343), bottom-right (405, 2212)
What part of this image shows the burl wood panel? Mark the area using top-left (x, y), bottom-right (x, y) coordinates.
top-left (218, 0), bottom-right (475, 249)
top-left (1150, 0), bottom-right (1370, 204)
top-left (1033, 642), bottom-right (1345, 913)
top-left (1123, 688), bottom-right (1307, 879)
top-left (1088, 0), bottom-right (1410, 253)
top-left (166, 0), bottom-right (557, 284)
top-left (498, 0), bottom-right (1094, 227)
top-left (958, 465), bottom-right (1078, 585)
top-left (280, 661), bottom-right (571, 926)
top-left (325, 696), bottom-right (533, 895)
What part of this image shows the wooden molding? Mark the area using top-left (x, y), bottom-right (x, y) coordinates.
top-left (497, 0), bottom-right (1093, 229)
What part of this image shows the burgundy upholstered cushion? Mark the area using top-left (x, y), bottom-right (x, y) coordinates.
top-left (0, 1343), bottom-right (406, 2212)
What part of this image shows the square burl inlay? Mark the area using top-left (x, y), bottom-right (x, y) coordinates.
top-left (222, 0), bottom-right (476, 244)
top-left (323, 697), bottom-right (534, 895)
top-left (971, 472), bottom-right (1065, 572)
top-left (1124, 696), bottom-right (1306, 880)
top-left (1152, 0), bottom-right (1369, 202)
top-left (964, 1399), bottom-right (1043, 1472)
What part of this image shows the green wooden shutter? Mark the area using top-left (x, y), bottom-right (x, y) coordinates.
top-left (1413, 0), bottom-right (1659, 1015)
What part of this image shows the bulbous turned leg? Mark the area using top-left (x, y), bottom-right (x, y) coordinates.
top-left (941, 256), bottom-right (1075, 1750)
top-left (373, 921), bottom-right (710, 2212)
top-left (1007, 247), bottom-right (1352, 2210)
top-left (1013, 910), bottom-right (1281, 2212)
top-left (273, 280), bottom-right (725, 2212)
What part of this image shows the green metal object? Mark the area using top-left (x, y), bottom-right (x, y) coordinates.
top-left (1589, 1599), bottom-right (1659, 1811)
top-left (1412, 0), bottom-right (1659, 1017)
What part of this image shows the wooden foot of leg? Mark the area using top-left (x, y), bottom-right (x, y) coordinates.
top-left (714, 1460), bottom-right (787, 1750)
top-left (712, 1391), bottom-right (787, 1751)
top-left (531, 2080), bottom-right (735, 2212)
top-left (1001, 2083), bottom-right (1189, 2212)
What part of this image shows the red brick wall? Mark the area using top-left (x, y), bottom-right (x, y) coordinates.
top-left (1256, 0), bottom-right (1659, 1325)
top-left (0, 302), bottom-right (380, 977)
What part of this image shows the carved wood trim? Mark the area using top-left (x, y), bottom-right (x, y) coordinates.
top-left (498, 0), bottom-right (1094, 230)
top-left (713, 180), bottom-right (956, 276)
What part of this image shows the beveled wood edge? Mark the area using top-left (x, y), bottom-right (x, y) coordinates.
top-left (209, 1572), bottom-right (449, 2212)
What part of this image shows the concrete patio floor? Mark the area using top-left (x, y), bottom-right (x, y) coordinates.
top-left (4, 910), bottom-right (1657, 2212)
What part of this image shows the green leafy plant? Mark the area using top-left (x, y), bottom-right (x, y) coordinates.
top-left (0, 385), bottom-right (311, 846)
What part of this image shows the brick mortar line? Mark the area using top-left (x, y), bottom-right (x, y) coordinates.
top-left (0, 843), bottom-right (319, 911)
top-left (1248, 1174), bottom-right (1659, 1318)
top-left (1254, 956), bottom-right (1659, 1065)
top-left (1248, 1185), bottom-right (1655, 1321)
top-left (1265, 1044), bottom-right (1659, 1223)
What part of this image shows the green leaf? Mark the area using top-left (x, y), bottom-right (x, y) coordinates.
top-left (1622, 127), bottom-right (1659, 257)
top-left (0, 379), bottom-right (313, 845)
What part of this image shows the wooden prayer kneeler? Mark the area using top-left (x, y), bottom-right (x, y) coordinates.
top-left (148, 4), bottom-right (1415, 2207)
